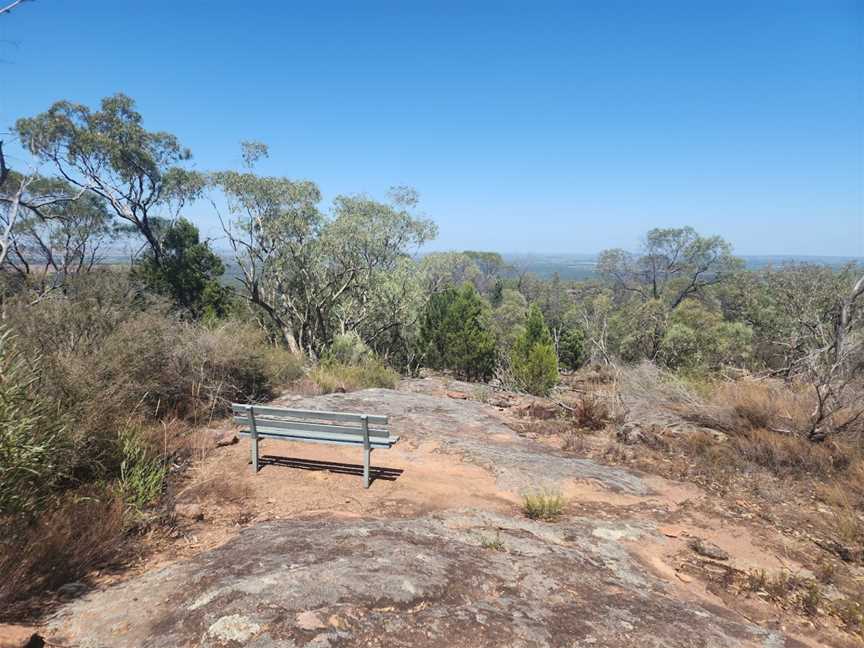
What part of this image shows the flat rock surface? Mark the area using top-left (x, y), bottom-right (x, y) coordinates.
top-left (46, 384), bottom-right (814, 647)
top-left (276, 387), bottom-right (649, 496)
top-left (49, 510), bottom-right (787, 648)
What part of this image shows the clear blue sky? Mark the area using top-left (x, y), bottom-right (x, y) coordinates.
top-left (1, 1), bottom-right (862, 256)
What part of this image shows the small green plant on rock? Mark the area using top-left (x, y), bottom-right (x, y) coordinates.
top-left (522, 489), bottom-right (565, 521)
top-left (479, 531), bottom-right (505, 551)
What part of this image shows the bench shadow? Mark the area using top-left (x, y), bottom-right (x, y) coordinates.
top-left (259, 455), bottom-right (404, 484)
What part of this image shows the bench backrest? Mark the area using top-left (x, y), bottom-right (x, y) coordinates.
top-left (232, 404), bottom-right (390, 440)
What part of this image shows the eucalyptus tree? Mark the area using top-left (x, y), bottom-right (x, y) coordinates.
top-left (4, 177), bottom-right (118, 293)
top-left (419, 250), bottom-right (503, 298)
top-left (215, 170), bottom-right (322, 354)
top-left (216, 168), bottom-right (436, 357)
top-left (15, 94), bottom-right (205, 264)
top-left (326, 193), bottom-right (435, 365)
top-left (598, 227), bottom-right (742, 308)
top-left (598, 227), bottom-right (742, 359)
top-left (0, 152), bottom-right (89, 273)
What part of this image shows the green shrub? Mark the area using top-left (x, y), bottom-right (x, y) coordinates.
top-left (522, 489), bottom-right (565, 521)
top-left (131, 218), bottom-right (230, 319)
top-left (311, 359), bottom-right (399, 394)
top-left (420, 284), bottom-right (497, 381)
top-left (658, 300), bottom-right (753, 371)
top-left (0, 329), bottom-right (71, 515)
top-left (325, 332), bottom-right (373, 366)
top-left (558, 327), bottom-right (585, 371)
top-left (511, 305), bottom-right (559, 395)
top-left (261, 344), bottom-right (306, 384)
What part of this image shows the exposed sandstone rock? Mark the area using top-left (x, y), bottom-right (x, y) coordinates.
top-left (689, 537), bottom-right (731, 561)
top-left (48, 510), bottom-right (785, 647)
top-left (0, 625), bottom-right (43, 648)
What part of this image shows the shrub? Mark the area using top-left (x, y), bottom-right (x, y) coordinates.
top-left (0, 329), bottom-right (71, 515)
top-left (325, 332), bottom-right (373, 366)
top-left (522, 489), bottom-right (565, 521)
top-left (567, 394), bottom-right (612, 431)
top-left (511, 305), bottom-right (558, 395)
top-left (420, 284), bottom-right (497, 381)
top-left (558, 327), bottom-right (585, 371)
top-left (658, 300), bottom-right (753, 371)
top-left (707, 380), bottom-right (813, 435)
top-left (312, 359), bottom-right (399, 393)
top-left (0, 490), bottom-right (125, 620)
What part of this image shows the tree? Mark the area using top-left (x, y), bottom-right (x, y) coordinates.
top-left (419, 284), bottom-right (497, 381)
top-left (491, 288), bottom-right (528, 351)
top-left (657, 299), bottom-right (753, 371)
top-left (217, 167), bottom-right (435, 356)
top-left (599, 227), bottom-right (742, 308)
top-left (1, 144), bottom-right (90, 273)
top-left (16, 95), bottom-right (205, 265)
top-left (132, 218), bottom-right (229, 318)
top-left (511, 304), bottom-right (559, 395)
top-left (420, 251), bottom-right (505, 299)
top-left (0, 0), bottom-right (32, 16)
top-left (598, 227), bottom-right (742, 358)
top-left (567, 284), bottom-right (615, 365)
top-left (715, 262), bottom-right (864, 441)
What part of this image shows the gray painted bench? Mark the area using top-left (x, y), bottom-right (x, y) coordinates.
top-left (232, 404), bottom-right (398, 488)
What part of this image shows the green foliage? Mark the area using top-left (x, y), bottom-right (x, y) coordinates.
top-left (598, 227), bottom-right (743, 361)
top-left (325, 332), bottom-right (373, 366)
top-left (0, 329), bottom-right (70, 515)
top-left (116, 423), bottom-right (166, 511)
top-left (216, 169), bottom-right (435, 358)
top-left (558, 327), bottom-right (585, 371)
top-left (420, 251), bottom-right (504, 298)
top-left (658, 300), bottom-right (753, 370)
top-left (2, 175), bottom-right (119, 291)
top-left (492, 288), bottom-right (528, 351)
top-left (511, 305), bottom-right (559, 395)
top-left (522, 489), bottom-right (565, 521)
top-left (16, 94), bottom-right (205, 259)
top-left (420, 284), bottom-right (497, 381)
top-left (132, 218), bottom-right (229, 318)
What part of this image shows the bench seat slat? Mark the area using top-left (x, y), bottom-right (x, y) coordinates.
top-left (233, 416), bottom-right (390, 439)
top-left (239, 429), bottom-right (398, 449)
top-left (232, 404), bottom-right (388, 426)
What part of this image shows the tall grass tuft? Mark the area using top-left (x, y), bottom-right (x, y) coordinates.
top-left (522, 489), bottom-right (566, 521)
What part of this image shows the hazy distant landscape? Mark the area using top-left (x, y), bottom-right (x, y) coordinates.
top-left (211, 251), bottom-right (864, 283)
top-left (498, 253), bottom-right (864, 280)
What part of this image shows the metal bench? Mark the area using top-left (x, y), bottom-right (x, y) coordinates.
top-left (232, 404), bottom-right (398, 489)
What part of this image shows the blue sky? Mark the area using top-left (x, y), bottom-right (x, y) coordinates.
top-left (1, 1), bottom-right (861, 256)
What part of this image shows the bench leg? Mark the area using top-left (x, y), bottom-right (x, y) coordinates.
top-left (363, 446), bottom-right (371, 489)
top-left (251, 434), bottom-right (259, 473)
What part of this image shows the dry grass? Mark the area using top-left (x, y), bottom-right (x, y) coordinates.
top-left (0, 490), bottom-right (126, 621)
top-left (562, 431), bottom-right (589, 453)
top-left (700, 380), bottom-right (814, 435)
top-left (311, 360), bottom-right (399, 394)
top-left (564, 393), bottom-right (614, 431)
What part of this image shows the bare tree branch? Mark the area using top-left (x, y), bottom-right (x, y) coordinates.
top-left (0, 0), bottom-right (31, 16)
